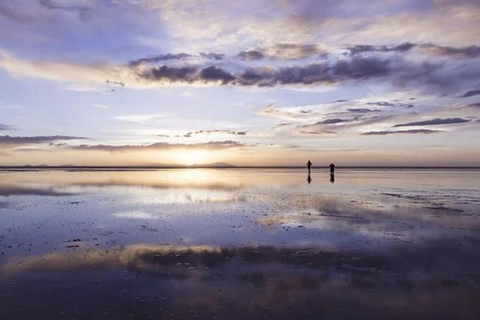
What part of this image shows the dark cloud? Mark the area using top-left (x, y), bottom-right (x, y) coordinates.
top-left (233, 56), bottom-right (438, 88)
top-left (199, 52), bottom-right (224, 60)
top-left (129, 53), bottom-right (194, 67)
top-left (298, 130), bottom-right (338, 135)
top-left (316, 118), bottom-right (350, 125)
top-left (126, 49), bottom-right (476, 94)
top-left (130, 53), bottom-right (225, 67)
top-left (346, 43), bottom-right (417, 55)
top-left (237, 50), bottom-right (266, 61)
top-left (346, 43), bottom-right (480, 59)
top-left (199, 66), bottom-right (235, 84)
top-left (237, 44), bottom-right (323, 61)
top-left (295, 114), bottom-right (396, 135)
top-left (138, 65), bottom-right (235, 85)
top-left (420, 44), bottom-right (480, 59)
top-left (0, 135), bottom-right (85, 147)
top-left (347, 108), bottom-right (379, 113)
top-left (393, 118), bottom-right (470, 127)
top-left (272, 122), bottom-right (293, 129)
top-left (362, 129), bottom-right (442, 135)
top-left (459, 90), bottom-right (480, 98)
top-left (69, 141), bottom-right (246, 152)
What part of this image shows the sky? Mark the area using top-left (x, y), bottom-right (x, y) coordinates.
top-left (0, 0), bottom-right (479, 166)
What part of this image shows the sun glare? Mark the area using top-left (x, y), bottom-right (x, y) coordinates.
top-left (176, 150), bottom-right (212, 166)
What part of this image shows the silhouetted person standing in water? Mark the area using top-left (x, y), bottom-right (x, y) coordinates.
top-left (307, 160), bottom-right (312, 174)
top-left (329, 163), bottom-right (335, 173)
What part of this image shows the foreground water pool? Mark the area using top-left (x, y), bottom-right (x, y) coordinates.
top-left (1, 168), bottom-right (479, 319)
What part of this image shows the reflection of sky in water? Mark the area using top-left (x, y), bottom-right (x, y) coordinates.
top-left (1, 169), bottom-right (479, 319)
top-left (0, 169), bottom-right (479, 260)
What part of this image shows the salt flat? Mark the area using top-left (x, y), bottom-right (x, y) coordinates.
top-left (1, 168), bottom-right (479, 319)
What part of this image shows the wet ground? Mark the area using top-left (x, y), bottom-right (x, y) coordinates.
top-left (0, 168), bottom-right (479, 319)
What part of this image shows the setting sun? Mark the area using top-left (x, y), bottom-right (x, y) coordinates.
top-left (175, 150), bottom-right (213, 166)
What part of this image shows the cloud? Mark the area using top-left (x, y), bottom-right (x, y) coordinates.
top-left (183, 130), bottom-right (248, 138)
top-left (463, 102), bottom-right (480, 108)
top-left (362, 129), bottom-right (442, 135)
top-left (459, 89), bottom-right (480, 98)
top-left (366, 101), bottom-right (396, 107)
top-left (346, 43), bottom-right (480, 59)
top-left (137, 64), bottom-right (236, 85)
top-left (0, 135), bottom-right (85, 148)
top-left (346, 43), bottom-right (417, 55)
top-left (69, 140), bottom-right (247, 152)
top-left (297, 114), bottom-right (394, 135)
top-left (134, 54), bottom-right (460, 94)
top-left (1, 43), bottom-right (479, 95)
top-left (315, 118), bottom-right (350, 125)
top-left (0, 49), bottom-right (120, 89)
top-left (129, 53), bottom-right (194, 66)
top-left (237, 43), bottom-right (323, 60)
top-left (347, 108), bottom-right (379, 113)
top-left (237, 50), bottom-right (265, 61)
top-left (393, 118), bottom-right (470, 127)
top-left (0, 124), bottom-right (12, 131)
top-left (420, 44), bottom-right (480, 59)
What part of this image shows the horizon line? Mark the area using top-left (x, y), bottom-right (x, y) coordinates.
top-left (1, 165), bottom-right (480, 171)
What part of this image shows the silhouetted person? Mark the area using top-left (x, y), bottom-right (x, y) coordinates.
top-left (330, 173), bottom-right (335, 183)
top-left (307, 160), bottom-right (312, 174)
top-left (307, 174), bottom-right (312, 184)
top-left (329, 163), bottom-right (335, 173)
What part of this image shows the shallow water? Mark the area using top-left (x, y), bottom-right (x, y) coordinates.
top-left (1, 169), bottom-right (479, 319)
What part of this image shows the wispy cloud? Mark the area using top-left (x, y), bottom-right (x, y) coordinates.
top-left (459, 90), bottom-right (480, 98)
top-left (69, 140), bottom-right (247, 152)
top-left (183, 130), bottom-right (247, 138)
top-left (0, 124), bottom-right (12, 131)
top-left (362, 129), bottom-right (442, 135)
top-left (393, 118), bottom-right (470, 127)
top-left (0, 135), bottom-right (85, 148)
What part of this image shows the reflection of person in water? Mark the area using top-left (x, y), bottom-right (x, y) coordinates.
top-left (307, 174), bottom-right (312, 184)
top-left (329, 163), bottom-right (335, 173)
top-left (329, 163), bottom-right (335, 183)
top-left (307, 160), bottom-right (312, 174)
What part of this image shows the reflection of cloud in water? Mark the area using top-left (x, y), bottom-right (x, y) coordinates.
top-left (0, 184), bottom-right (73, 197)
top-left (1, 243), bottom-right (479, 319)
top-left (257, 195), bottom-right (480, 242)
